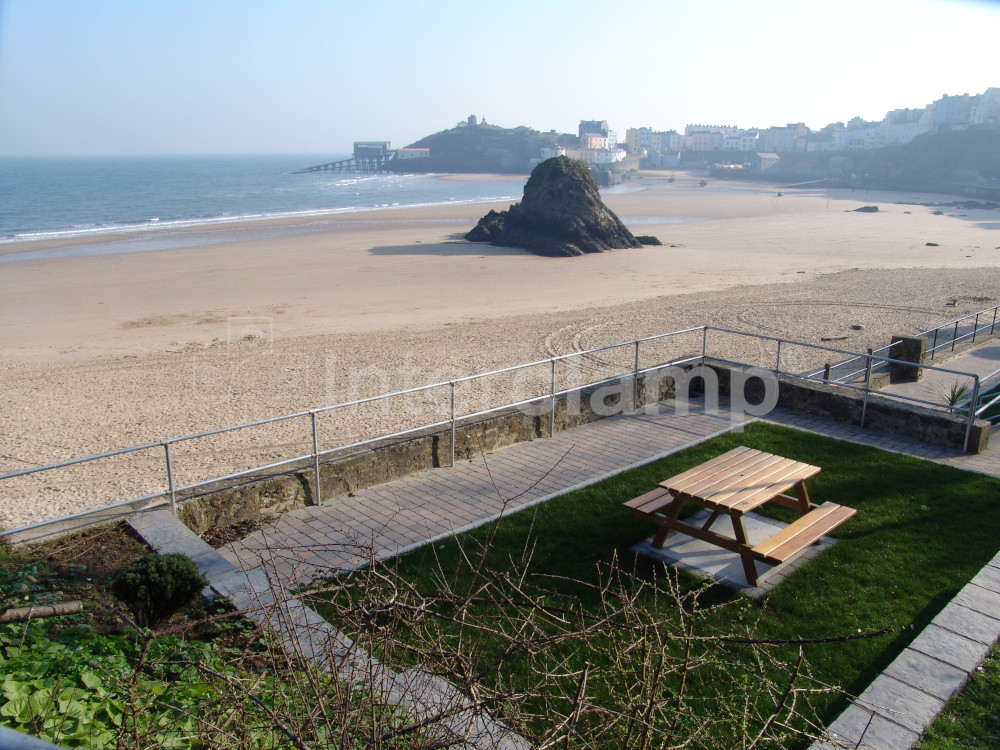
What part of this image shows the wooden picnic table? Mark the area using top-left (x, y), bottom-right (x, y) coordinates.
top-left (625, 446), bottom-right (856, 586)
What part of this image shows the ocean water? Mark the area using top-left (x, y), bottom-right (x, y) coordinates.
top-left (0, 154), bottom-right (526, 258)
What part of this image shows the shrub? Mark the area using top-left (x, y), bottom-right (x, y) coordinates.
top-left (111, 554), bottom-right (207, 629)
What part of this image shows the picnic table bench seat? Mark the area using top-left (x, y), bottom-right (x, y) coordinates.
top-left (623, 487), bottom-right (674, 518)
top-left (750, 501), bottom-right (856, 565)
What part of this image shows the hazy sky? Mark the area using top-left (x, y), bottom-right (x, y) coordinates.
top-left (1, 0), bottom-right (997, 156)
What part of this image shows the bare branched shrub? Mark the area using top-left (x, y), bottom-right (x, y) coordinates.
top-left (300, 520), bottom-right (870, 749)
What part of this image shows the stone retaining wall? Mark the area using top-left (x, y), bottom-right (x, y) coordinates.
top-left (705, 360), bottom-right (990, 455)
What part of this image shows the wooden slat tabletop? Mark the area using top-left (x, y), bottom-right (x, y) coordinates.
top-left (659, 447), bottom-right (820, 514)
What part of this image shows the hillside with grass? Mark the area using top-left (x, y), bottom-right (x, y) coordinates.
top-left (851, 126), bottom-right (1000, 185)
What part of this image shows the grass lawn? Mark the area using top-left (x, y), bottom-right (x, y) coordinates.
top-left (312, 422), bottom-right (1000, 748)
top-left (916, 642), bottom-right (1000, 748)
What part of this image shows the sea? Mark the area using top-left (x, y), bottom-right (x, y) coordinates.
top-left (0, 154), bottom-right (529, 262)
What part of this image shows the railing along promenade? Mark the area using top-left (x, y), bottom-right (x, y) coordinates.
top-left (2, 316), bottom-right (998, 540)
top-left (802, 303), bottom-right (1000, 385)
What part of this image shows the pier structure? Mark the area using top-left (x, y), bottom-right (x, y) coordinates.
top-left (295, 141), bottom-right (395, 174)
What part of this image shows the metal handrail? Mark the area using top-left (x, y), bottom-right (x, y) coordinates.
top-left (920, 304), bottom-right (1000, 360)
top-left (917, 303), bottom-right (1000, 339)
top-left (1, 322), bottom-right (989, 538)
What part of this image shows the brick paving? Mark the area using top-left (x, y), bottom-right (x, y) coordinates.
top-left (221, 403), bottom-right (743, 589)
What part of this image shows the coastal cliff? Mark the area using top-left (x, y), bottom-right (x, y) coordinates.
top-left (466, 156), bottom-right (645, 257)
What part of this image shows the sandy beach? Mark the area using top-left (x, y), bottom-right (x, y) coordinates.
top-left (2, 173), bottom-right (999, 530)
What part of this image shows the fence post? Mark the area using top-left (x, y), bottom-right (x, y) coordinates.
top-left (775, 340), bottom-right (783, 372)
top-left (163, 441), bottom-right (177, 517)
top-left (964, 376), bottom-right (980, 454)
top-left (931, 328), bottom-right (938, 361)
top-left (633, 340), bottom-right (640, 412)
top-left (550, 359), bottom-right (557, 437)
top-left (973, 313), bottom-right (980, 344)
top-left (952, 320), bottom-right (959, 352)
top-left (702, 327), bottom-right (708, 359)
top-left (860, 353), bottom-right (873, 429)
top-left (450, 382), bottom-right (456, 467)
top-left (992, 307), bottom-right (998, 336)
top-left (823, 363), bottom-right (832, 381)
top-left (311, 411), bottom-right (321, 505)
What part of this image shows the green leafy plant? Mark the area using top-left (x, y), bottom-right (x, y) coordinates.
top-left (111, 554), bottom-right (207, 629)
top-left (922, 378), bottom-right (972, 413)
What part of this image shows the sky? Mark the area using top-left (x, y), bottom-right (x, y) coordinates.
top-left (0, 0), bottom-right (998, 156)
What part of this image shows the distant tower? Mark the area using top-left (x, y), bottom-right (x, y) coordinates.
top-left (468, 114), bottom-right (478, 127)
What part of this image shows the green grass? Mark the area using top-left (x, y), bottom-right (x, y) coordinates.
top-left (312, 422), bottom-right (1000, 747)
top-left (916, 643), bottom-right (1000, 749)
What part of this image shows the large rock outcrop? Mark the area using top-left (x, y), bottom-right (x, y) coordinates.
top-left (465, 156), bottom-right (645, 257)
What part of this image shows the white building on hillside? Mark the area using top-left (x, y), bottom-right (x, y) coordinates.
top-left (562, 147), bottom-right (626, 164)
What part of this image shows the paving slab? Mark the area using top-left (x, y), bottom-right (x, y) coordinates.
top-left (953, 582), bottom-right (1000, 619)
top-left (973, 563), bottom-right (1000, 594)
top-left (909, 623), bottom-right (993, 673)
top-left (816, 703), bottom-right (920, 750)
top-left (856, 674), bottom-right (945, 735)
top-left (931, 603), bottom-right (1000, 646)
top-left (632, 507), bottom-right (836, 596)
top-left (883, 648), bottom-right (969, 702)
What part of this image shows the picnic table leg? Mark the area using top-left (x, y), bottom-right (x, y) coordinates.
top-left (793, 481), bottom-right (814, 513)
top-left (650, 497), bottom-right (686, 548)
top-left (651, 525), bottom-right (670, 548)
top-left (730, 514), bottom-right (760, 586)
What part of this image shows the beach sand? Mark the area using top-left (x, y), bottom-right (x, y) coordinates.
top-left (2, 173), bottom-right (999, 529)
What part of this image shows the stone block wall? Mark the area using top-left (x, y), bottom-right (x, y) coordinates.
top-left (706, 361), bottom-right (990, 455)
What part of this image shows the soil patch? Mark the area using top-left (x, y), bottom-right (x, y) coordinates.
top-left (200, 517), bottom-right (274, 548)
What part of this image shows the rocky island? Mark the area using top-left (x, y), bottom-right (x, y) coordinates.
top-left (466, 156), bottom-right (654, 257)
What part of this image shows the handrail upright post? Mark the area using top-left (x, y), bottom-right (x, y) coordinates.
top-left (992, 307), bottom-right (998, 335)
top-left (450, 382), bottom-right (456, 467)
top-left (701, 326), bottom-right (707, 359)
top-left (973, 313), bottom-right (980, 344)
top-left (931, 328), bottom-right (938, 360)
top-left (775, 340), bottom-right (782, 372)
top-left (964, 376), bottom-right (980, 453)
top-left (163, 441), bottom-right (177, 516)
top-left (952, 320), bottom-right (959, 352)
top-left (860, 354), bottom-right (873, 429)
top-left (633, 341), bottom-right (640, 413)
top-left (311, 411), bottom-right (321, 505)
top-left (550, 359), bottom-right (557, 437)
